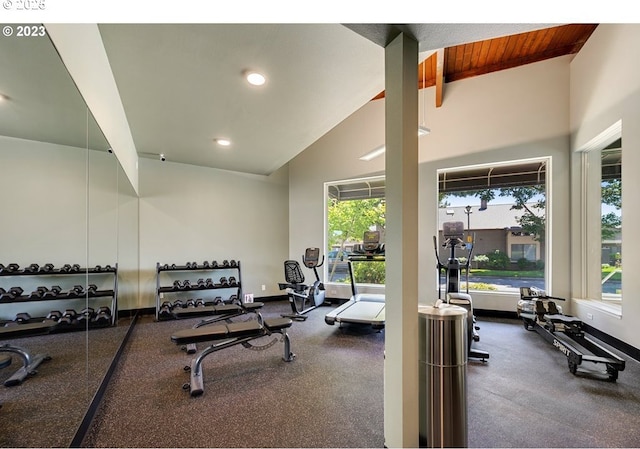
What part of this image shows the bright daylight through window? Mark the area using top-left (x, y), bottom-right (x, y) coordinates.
top-left (437, 158), bottom-right (548, 294)
top-left (599, 144), bottom-right (622, 302)
top-left (325, 176), bottom-right (385, 286)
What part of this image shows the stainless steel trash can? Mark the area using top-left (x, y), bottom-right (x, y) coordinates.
top-left (418, 302), bottom-right (468, 448)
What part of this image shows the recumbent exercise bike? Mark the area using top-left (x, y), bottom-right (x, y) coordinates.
top-left (278, 248), bottom-right (326, 321)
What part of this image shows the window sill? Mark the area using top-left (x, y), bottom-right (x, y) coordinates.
top-left (572, 298), bottom-right (622, 319)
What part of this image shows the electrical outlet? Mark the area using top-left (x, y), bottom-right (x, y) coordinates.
top-left (587, 313), bottom-right (593, 320)
top-left (244, 293), bottom-right (254, 303)
top-left (261, 284), bottom-right (266, 291)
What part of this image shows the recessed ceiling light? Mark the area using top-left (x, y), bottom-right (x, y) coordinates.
top-left (245, 71), bottom-right (266, 86)
top-left (214, 138), bottom-right (231, 147)
top-left (0, 94), bottom-right (8, 102)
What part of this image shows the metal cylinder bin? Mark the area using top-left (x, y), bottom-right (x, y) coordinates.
top-left (418, 302), bottom-right (468, 448)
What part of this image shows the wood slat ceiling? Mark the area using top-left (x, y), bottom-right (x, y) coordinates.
top-left (374, 24), bottom-right (598, 104)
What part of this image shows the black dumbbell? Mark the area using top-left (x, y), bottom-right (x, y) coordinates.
top-left (65, 285), bottom-right (84, 298)
top-left (77, 307), bottom-right (96, 324)
top-left (58, 309), bottom-right (78, 326)
top-left (6, 263), bottom-right (20, 272)
top-left (94, 265), bottom-right (103, 272)
top-left (185, 299), bottom-right (196, 308)
top-left (213, 296), bottom-right (223, 305)
top-left (60, 264), bottom-right (72, 272)
top-left (41, 286), bottom-right (62, 298)
top-left (15, 312), bottom-right (31, 324)
top-left (172, 299), bottom-right (184, 309)
top-left (195, 298), bottom-right (205, 308)
top-left (8, 287), bottom-right (24, 298)
top-left (172, 280), bottom-right (183, 290)
top-left (219, 277), bottom-right (229, 286)
top-left (182, 280), bottom-right (192, 290)
top-left (205, 278), bottom-right (215, 288)
top-left (229, 260), bottom-right (238, 267)
top-left (211, 260), bottom-right (219, 268)
top-left (40, 263), bottom-right (55, 273)
top-left (92, 306), bottom-right (111, 326)
top-left (228, 276), bottom-right (237, 286)
top-left (158, 304), bottom-right (173, 320)
top-left (24, 263), bottom-right (40, 273)
top-left (28, 289), bottom-right (43, 299)
top-left (87, 284), bottom-right (98, 294)
top-left (222, 260), bottom-right (230, 267)
top-left (71, 264), bottom-right (81, 272)
top-left (0, 288), bottom-right (12, 300)
top-left (47, 310), bottom-right (62, 322)
top-left (202, 261), bottom-right (210, 268)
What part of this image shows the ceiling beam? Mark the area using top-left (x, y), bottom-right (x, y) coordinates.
top-left (435, 48), bottom-right (444, 107)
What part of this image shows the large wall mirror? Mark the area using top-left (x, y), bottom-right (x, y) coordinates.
top-left (0, 26), bottom-right (138, 447)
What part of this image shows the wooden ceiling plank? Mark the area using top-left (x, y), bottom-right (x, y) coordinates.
top-left (435, 48), bottom-right (444, 108)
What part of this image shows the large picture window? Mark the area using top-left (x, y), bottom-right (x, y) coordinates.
top-left (437, 158), bottom-right (549, 294)
top-left (325, 176), bottom-right (385, 285)
top-left (580, 135), bottom-right (622, 305)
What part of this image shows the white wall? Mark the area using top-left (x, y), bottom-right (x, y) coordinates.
top-left (569, 24), bottom-right (640, 348)
top-left (138, 158), bottom-right (289, 309)
top-left (0, 136), bottom-right (123, 319)
top-left (290, 55), bottom-right (572, 311)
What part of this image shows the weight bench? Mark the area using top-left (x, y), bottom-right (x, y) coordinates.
top-left (181, 302), bottom-right (265, 354)
top-left (0, 320), bottom-right (55, 386)
top-left (171, 317), bottom-right (295, 397)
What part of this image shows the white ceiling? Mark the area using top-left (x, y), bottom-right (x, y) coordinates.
top-left (0, 23), bottom-right (554, 177)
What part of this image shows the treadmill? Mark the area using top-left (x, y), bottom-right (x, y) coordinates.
top-left (324, 231), bottom-right (385, 329)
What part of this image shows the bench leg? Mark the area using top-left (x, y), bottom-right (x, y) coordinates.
top-left (281, 330), bottom-right (295, 362)
top-left (189, 358), bottom-right (204, 397)
top-left (1, 345), bottom-right (51, 387)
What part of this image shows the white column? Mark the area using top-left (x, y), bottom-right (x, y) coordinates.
top-left (384, 32), bottom-right (420, 448)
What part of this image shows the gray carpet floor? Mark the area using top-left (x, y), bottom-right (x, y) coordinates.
top-left (82, 300), bottom-right (640, 448)
top-left (0, 323), bottom-right (129, 447)
top-left (3, 299), bottom-right (640, 448)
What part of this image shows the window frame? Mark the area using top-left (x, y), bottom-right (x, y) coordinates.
top-left (436, 156), bottom-right (551, 296)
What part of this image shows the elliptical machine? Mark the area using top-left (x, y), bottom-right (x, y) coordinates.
top-left (433, 221), bottom-right (489, 361)
top-left (278, 248), bottom-right (326, 321)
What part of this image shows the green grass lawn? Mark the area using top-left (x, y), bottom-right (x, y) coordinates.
top-left (469, 268), bottom-right (621, 280)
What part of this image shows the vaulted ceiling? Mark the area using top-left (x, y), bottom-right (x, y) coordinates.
top-left (1, 23), bottom-right (598, 177)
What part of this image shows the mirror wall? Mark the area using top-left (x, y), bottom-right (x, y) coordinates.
top-left (0, 27), bottom-right (138, 447)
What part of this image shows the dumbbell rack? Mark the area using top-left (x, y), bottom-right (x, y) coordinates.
top-left (155, 260), bottom-right (242, 321)
top-left (0, 263), bottom-right (118, 328)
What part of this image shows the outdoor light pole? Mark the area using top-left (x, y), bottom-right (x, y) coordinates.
top-left (464, 205), bottom-right (473, 245)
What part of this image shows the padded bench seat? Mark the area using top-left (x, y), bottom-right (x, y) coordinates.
top-left (544, 314), bottom-right (582, 325)
top-left (171, 317), bottom-right (291, 345)
top-left (172, 317), bottom-right (295, 397)
top-left (0, 320), bottom-right (57, 339)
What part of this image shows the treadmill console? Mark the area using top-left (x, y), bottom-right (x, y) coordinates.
top-left (363, 231), bottom-right (380, 251)
top-left (351, 230), bottom-right (384, 258)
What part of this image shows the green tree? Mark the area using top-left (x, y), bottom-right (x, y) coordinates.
top-left (327, 197), bottom-right (385, 279)
top-left (601, 178), bottom-right (621, 240)
top-left (442, 186), bottom-right (546, 243)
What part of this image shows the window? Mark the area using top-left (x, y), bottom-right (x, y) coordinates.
top-left (325, 176), bottom-right (385, 285)
top-left (578, 121), bottom-right (622, 308)
top-left (437, 158), bottom-right (548, 294)
top-left (510, 244), bottom-right (536, 262)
